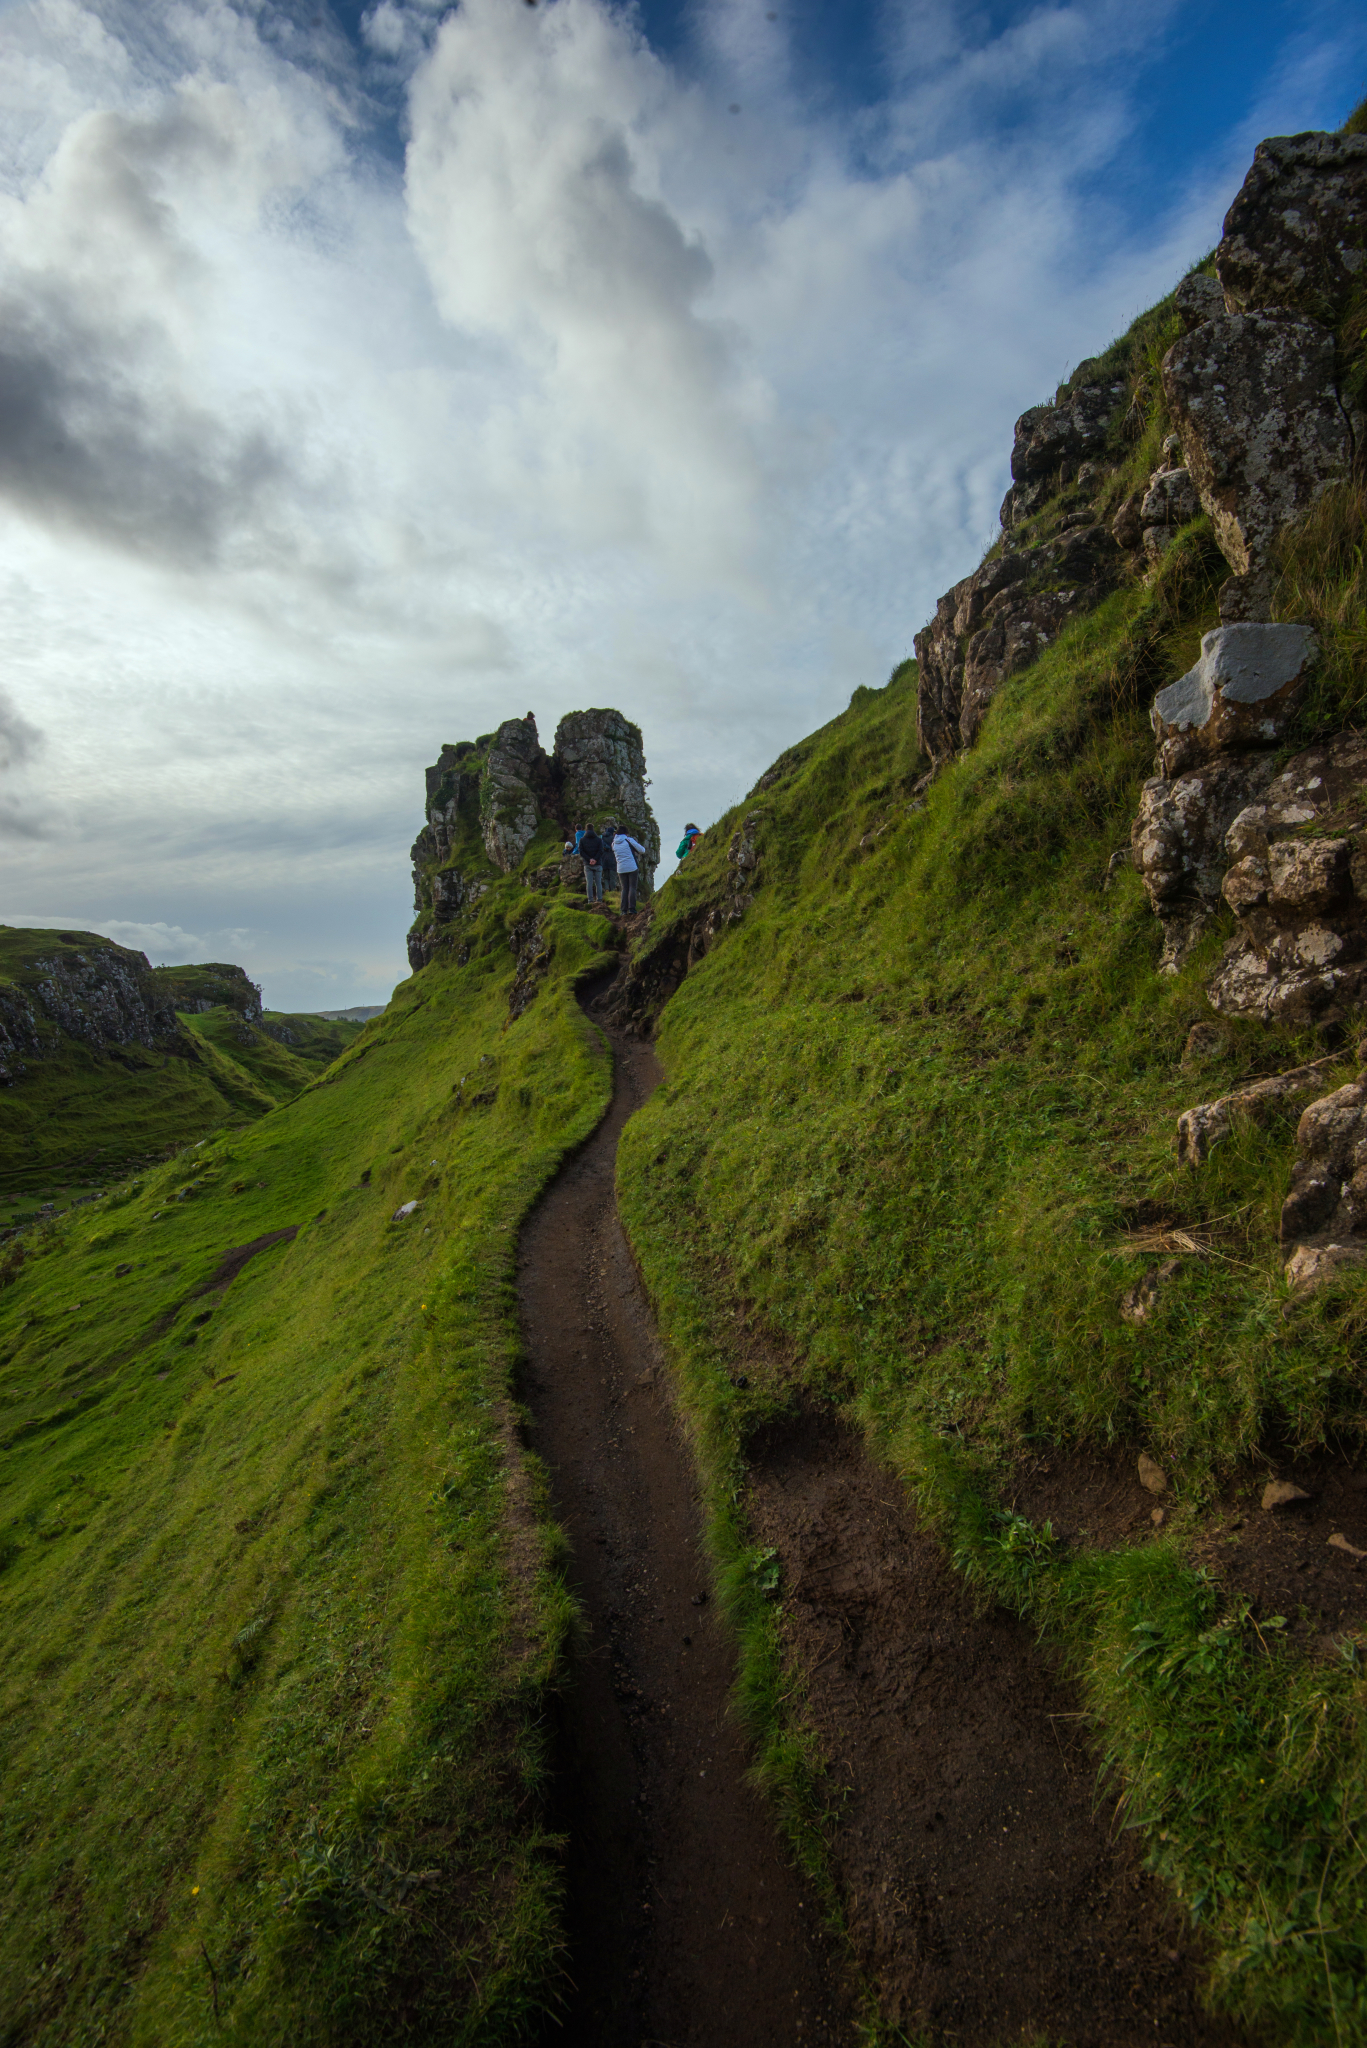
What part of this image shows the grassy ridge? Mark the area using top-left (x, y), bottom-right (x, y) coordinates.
top-left (618, 520), bottom-right (1367, 2042)
top-left (0, 892), bottom-right (615, 2046)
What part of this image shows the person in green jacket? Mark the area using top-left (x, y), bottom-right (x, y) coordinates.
top-left (676, 823), bottom-right (700, 863)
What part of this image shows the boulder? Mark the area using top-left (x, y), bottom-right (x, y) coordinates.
top-left (1161, 311), bottom-right (1354, 622)
top-left (1207, 733), bottom-right (1367, 1025)
top-left (1174, 270), bottom-right (1227, 331)
top-left (1279, 1076), bottom-right (1367, 1287)
top-left (1217, 131), bottom-right (1367, 326)
top-left (1140, 464), bottom-right (1202, 561)
top-left (1131, 751), bottom-right (1281, 972)
top-left (1150, 623), bottom-right (1317, 776)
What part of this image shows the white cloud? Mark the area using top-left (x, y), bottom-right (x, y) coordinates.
top-left (0, 0), bottom-right (1360, 1005)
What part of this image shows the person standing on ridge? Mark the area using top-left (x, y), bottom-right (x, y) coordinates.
top-left (613, 825), bottom-right (648, 915)
top-left (600, 820), bottom-right (619, 900)
top-left (579, 824), bottom-right (605, 908)
top-left (676, 823), bottom-right (700, 863)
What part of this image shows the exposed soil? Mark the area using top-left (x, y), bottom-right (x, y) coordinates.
top-left (1009, 1444), bottom-right (1165, 1551)
top-left (1010, 1442), bottom-right (1367, 1641)
top-left (518, 978), bottom-right (855, 2045)
top-left (748, 1415), bottom-right (1247, 2046)
top-left (1197, 1447), bottom-right (1367, 1641)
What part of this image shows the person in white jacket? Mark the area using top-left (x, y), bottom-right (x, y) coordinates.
top-left (612, 828), bottom-right (647, 914)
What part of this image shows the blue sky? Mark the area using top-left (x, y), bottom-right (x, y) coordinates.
top-left (0, 0), bottom-right (1362, 1007)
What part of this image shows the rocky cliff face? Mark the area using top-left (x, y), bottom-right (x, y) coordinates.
top-left (0, 930), bottom-right (183, 1083)
top-left (911, 119), bottom-right (1367, 1292)
top-left (408, 707), bottom-right (659, 971)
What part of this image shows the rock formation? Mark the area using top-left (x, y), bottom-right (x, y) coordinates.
top-left (1161, 132), bottom-right (1365, 622)
top-left (408, 707), bottom-right (658, 971)
top-left (0, 931), bottom-right (184, 1083)
top-left (914, 524), bottom-right (1124, 764)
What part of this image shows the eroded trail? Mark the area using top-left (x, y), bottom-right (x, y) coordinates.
top-left (518, 983), bottom-right (854, 2045)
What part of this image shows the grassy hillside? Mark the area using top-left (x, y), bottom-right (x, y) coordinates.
top-left (618, 510), bottom-right (1367, 2043)
top-left (0, 932), bottom-right (281, 1195)
top-left (178, 1009), bottom-right (327, 1105)
top-left (0, 886), bottom-right (616, 2047)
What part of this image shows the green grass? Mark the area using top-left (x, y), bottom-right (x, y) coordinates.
top-left (179, 1008), bottom-right (325, 1105)
top-left (616, 520), bottom-right (1367, 2043)
top-left (0, 888), bottom-right (617, 2046)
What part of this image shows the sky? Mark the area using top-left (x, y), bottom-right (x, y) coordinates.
top-left (0, 0), bottom-right (1363, 1011)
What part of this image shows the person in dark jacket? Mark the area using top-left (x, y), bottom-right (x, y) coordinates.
top-left (579, 825), bottom-right (605, 907)
top-left (599, 820), bottom-right (619, 898)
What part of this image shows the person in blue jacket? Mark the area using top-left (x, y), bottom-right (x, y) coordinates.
top-left (676, 823), bottom-right (700, 862)
top-left (613, 825), bottom-right (648, 915)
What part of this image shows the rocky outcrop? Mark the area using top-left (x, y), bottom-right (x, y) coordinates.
top-left (553, 709), bottom-right (659, 875)
top-left (1207, 734), bottom-right (1367, 1024)
top-left (915, 525), bottom-right (1124, 764)
top-left (481, 716), bottom-right (551, 873)
top-left (0, 932), bottom-right (184, 1083)
top-left (407, 706), bottom-right (658, 970)
top-left (1150, 624), bottom-right (1317, 775)
top-left (1162, 311), bottom-right (1355, 620)
top-left (1217, 132), bottom-right (1367, 326)
top-left (148, 961), bottom-right (264, 1023)
top-left (1131, 751), bottom-right (1281, 971)
top-left (1000, 378), bottom-right (1127, 529)
top-left (1161, 132), bottom-right (1366, 622)
top-left (1280, 1074), bottom-right (1367, 1288)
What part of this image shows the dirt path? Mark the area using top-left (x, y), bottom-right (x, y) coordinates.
top-left (519, 973), bottom-right (1247, 2046)
top-left (747, 1415), bottom-right (1246, 2047)
top-left (518, 980), bottom-right (855, 2045)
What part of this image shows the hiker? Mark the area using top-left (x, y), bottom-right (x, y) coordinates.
top-left (579, 824), bottom-right (605, 907)
top-left (573, 824), bottom-right (585, 852)
top-left (600, 820), bottom-right (619, 899)
top-left (613, 825), bottom-right (648, 915)
top-left (676, 823), bottom-right (700, 863)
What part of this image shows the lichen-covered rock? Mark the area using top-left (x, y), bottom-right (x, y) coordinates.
top-left (1174, 270), bottom-right (1227, 331)
top-left (1150, 623), bottom-right (1317, 776)
top-left (1139, 465), bottom-right (1202, 560)
top-left (915, 527), bottom-right (1122, 762)
top-left (1162, 311), bottom-right (1354, 621)
top-left (1176, 1055), bottom-right (1338, 1165)
top-left (1218, 131), bottom-right (1367, 326)
top-left (481, 717), bottom-right (546, 873)
top-left (1000, 380), bottom-right (1127, 528)
top-left (1131, 751), bottom-right (1281, 971)
top-left (553, 708), bottom-right (659, 882)
top-left (1207, 734), bottom-right (1367, 1024)
top-left (1279, 1076), bottom-right (1367, 1285)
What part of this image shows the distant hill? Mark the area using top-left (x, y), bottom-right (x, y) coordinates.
top-left (0, 935), bottom-right (371, 1190)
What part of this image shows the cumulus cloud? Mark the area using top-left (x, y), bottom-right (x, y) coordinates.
top-left (406, 0), bottom-right (767, 573)
top-left (0, 0), bottom-right (1361, 1007)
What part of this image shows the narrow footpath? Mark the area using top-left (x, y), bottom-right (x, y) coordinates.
top-left (517, 974), bottom-right (855, 2046)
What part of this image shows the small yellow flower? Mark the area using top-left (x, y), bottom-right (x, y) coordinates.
top-left (191, 1886), bottom-right (200, 1896)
